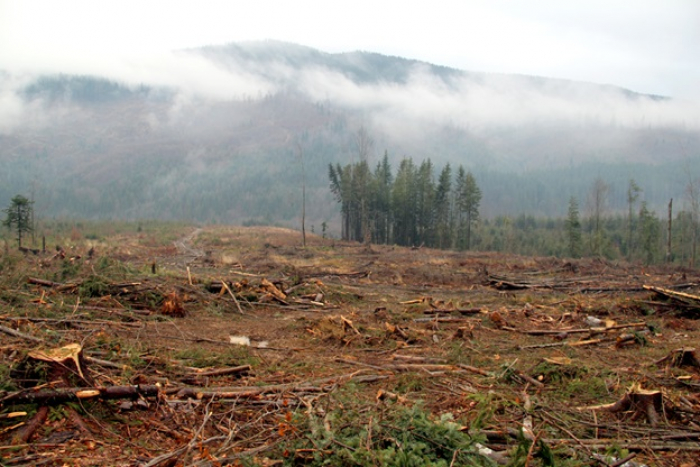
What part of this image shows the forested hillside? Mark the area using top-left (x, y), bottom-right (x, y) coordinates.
top-left (1, 41), bottom-right (698, 255)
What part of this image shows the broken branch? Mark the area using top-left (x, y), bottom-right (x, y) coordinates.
top-left (1, 384), bottom-right (160, 407)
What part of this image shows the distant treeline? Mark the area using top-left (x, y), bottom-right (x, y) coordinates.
top-left (328, 156), bottom-right (700, 267)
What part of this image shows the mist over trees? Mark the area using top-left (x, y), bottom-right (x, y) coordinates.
top-left (1, 42), bottom-right (699, 266)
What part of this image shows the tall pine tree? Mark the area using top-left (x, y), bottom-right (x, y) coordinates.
top-left (3, 194), bottom-right (34, 248)
top-left (455, 167), bottom-right (481, 250)
top-left (392, 158), bottom-right (417, 246)
top-left (434, 164), bottom-right (453, 249)
top-left (566, 196), bottom-right (582, 258)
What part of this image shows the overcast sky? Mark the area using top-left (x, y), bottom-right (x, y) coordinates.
top-left (1, 0), bottom-right (698, 99)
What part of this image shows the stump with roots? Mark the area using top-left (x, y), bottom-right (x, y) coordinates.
top-left (654, 347), bottom-right (700, 371)
top-left (580, 383), bottom-right (666, 427)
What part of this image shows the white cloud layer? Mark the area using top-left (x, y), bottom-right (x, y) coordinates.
top-left (1, 0), bottom-right (699, 99)
top-left (1, 50), bottom-right (698, 137)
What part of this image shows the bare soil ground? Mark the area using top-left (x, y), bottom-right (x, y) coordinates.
top-left (1, 225), bottom-right (699, 466)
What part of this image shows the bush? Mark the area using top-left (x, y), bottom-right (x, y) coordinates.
top-left (280, 400), bottom-right (495, 466)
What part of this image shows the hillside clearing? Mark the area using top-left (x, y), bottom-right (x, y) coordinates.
top-left (1, 225), bottom-right (699, 466)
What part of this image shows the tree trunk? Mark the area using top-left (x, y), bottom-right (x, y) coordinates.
top-left (301, 183), bottom-right (306, 247)
top-left (17, 204), bottom-right (22, 248)
top-left (667, 198), bottom-right (673, 262)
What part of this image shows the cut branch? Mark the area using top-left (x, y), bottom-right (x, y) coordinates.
top-left (1, 384), bottom-right (160, 407)
top-left (515, 322), bottom-right (647, 336)
top-left (12, 406), bottom-right (48, 444)
top-left (188, 365), bottom-right (252, 378)
top-left (423, 308), bottom-right (484, 315)
top-left (0, 324), bottom-right (44, 343)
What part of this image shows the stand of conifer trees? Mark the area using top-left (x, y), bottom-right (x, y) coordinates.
top-left (329, 153), bottom-right (481, 249)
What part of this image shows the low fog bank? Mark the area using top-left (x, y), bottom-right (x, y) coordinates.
top-left (2, 41), bottom-right (698, 137)
top-left (1, 42), bottom-right (698, 226)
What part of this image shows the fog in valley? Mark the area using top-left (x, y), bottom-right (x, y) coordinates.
top-left (1, 41), bottom-right (699, 236)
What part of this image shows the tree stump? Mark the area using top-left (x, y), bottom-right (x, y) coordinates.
top-left (654, 348), bottom-right (700, 371)
top-left (581, 383), bottom-right (665, 426)
top-left (25, 343), bottom-right (93, 387)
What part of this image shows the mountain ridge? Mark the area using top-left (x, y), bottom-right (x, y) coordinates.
top-left (0, 41), bottom-right (698, 228)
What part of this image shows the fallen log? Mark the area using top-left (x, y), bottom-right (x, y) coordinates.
top-left (335, 357), bottom-right (461, 373)
top-left (12, 406), bottom-right (48, 444)
top-left (385, 322), bottom-right (409, 340)
top-left (85, 356), bottom-right (130, 370)
top-left (643, 285), bottom-right (700, 310)
top-left (423, 308), bottom-right (484, 315)
top-left (489, 279), bottom-right (531, 290)
top-left (514, 322), bottom-right (647, 336)
top-left (1, 384), bottom-right (160, 407)
top-left (312, 270), bottom-right (370, 279)
top-left (386, 363), bottom-right (459, 372)
top-left (392, 354), bottom-right (447, 364)
top-left (188, 365), bottom-right (252, 378)
top-left (578, 286), bottom-right (647, 293)
top-left (2, 316), bottom-right (142, 329)
top-left (541, 438), bottom-right (700, 452)
top-left (518, 338), bottom-right (607, 350)
top-left (170, 372), bottom-right (388, 400)
top-left (77, 305), bottom-right (151, 317)
top-left (27, 277), bottom-right (78, 291)
top-left (0, 324), bottom-right (44, 343)
top-left (457, 364), bottom-right (491, 376)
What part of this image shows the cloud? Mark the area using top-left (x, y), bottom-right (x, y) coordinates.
top-left (0, 49), bottom-right (280, 133)
top-left (291, 62), bottom-right (700, 141)
top-left (0, 73), bottom-right (83, 134)
top-left (2, 46), bottom-right (276, 100)
top-left (2, 48), bottom-right (698, 142)
top-left (0, 74), bottom-right (29, 133)
top-left (114, 51), bottom-right (276, 100)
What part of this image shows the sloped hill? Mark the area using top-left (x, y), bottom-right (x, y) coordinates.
top-left (0, 41), bottom-right (698, 226)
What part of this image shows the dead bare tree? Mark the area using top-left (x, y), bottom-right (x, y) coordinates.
top-left (667, 198), bottom-right (673, 263)
top-left (587, 177), bottom-right (609, 257)
top-left (354, 126), bottom-right (374, 164)
top-left (686, 178), bottom-right (700, 268)
top-left (296, 141), bottom-right (306, 247)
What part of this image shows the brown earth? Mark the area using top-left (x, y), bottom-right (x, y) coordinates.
top-left (1, 225), bottom-right (699, 466)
